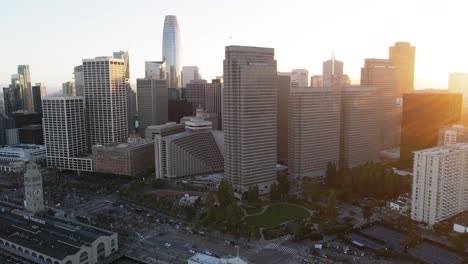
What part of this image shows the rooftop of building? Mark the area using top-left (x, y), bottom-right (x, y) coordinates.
top-left (42, 95), bottom-right (84, 100)
top-left (0, 202), bottom-right (115, 260)
top-left (146, 122), bottom-right (183, 130)
top-left (93, 139), bottom-right (154, 151)
top-left (0, 144), bottom-right (45, 151)
top-left (414, 143), bottom-right (468, 156)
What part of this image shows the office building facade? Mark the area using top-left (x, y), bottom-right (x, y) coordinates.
top-left (289, 87), bottom-right (341, 177)
top-left (182, 66), bottom-right (201, 87)
top-left (137, 78), bottom-right (168, 136)
top-left (62, 81), bottom-right (75, 96)
top-left (186, 80), bottom-right (222, 130)
top-left (411, 144), bottom-right (468, 226)
top-left (162, 15), bottom-right (182, 88)
top-left (389, 42), bottom-right (416, 97)
top-left (73, 65), bottom-right (85, 96)
top-left (310, 75), bottom-right (323, 88)
top-left (42, 96), bottom-right (92, 171)
top-left (438, 124), bottom-right (468, 146)
top-left (323, 54), bottom-right (344, 87)
top-left (341, 86), bottom-right (381, 167)
top-left (83, 56), bottom-right (127, 147)
top-left (449, 73), bottom-right (468, 103)
top-left (18, 65), bottom-right (33, 111)
top-left (224, 46), bottom-right (277, 194)
top-left (32, 83), bottom-right (46, 113)
top-left (277, 74), bottom-right (290, 162)
top-left (400, 92), bottom-right (462, 167)
top-left (145, 61), bottom-right (166, 79)
top-left (93, 139), bottom-right (154, 177)
top-left (291, 69), bottom-right (309, 88)
top-left (360, 58), bottom-right (398, 150)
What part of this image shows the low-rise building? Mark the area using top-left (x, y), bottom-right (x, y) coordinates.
top-left (179, 194), bottom-right (199, 207)
top-left (93, 139), bottom-right (154, 177)
top-left (0, 144), bottom-right (46, 162)
top-left (0, 202), bottom-right (118, 264)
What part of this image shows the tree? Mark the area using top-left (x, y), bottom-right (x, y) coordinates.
top-left (326, 162), bottom-right (337, 187)
top-left (270, 182), bottom-right (280, 200)
top-left (325, 189), bottom-right (337, 219)
top-left (277, 174), bottom-right (290, 198)
top-left (206, 191), bottom-right (215, 220)
top-left (218, 179), bottom-right (235, 207)
top-left (336, 162), bottom-right (349, 189)
top-left (310, 178), bottom-right (320, 202)
top-left (247, 185), bottom-right (259, 203)
top-left (302, 179), bottom-right (312, 201)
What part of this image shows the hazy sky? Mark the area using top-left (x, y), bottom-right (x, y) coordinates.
top-left (1, 0), bottom-right (467, 93)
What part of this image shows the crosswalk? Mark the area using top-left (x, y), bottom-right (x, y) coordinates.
top-left (264, 242), bottom-right (300, 255)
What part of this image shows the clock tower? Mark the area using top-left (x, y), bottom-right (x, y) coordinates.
top-left (24, 163), bottom-right (44, 214)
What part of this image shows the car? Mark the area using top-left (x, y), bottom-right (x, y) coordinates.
top-left (164, 243), bottom-right (171, 247)
top-left (189, 250), bottom-right (195, 254)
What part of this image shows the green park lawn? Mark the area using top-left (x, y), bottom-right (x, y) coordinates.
top-left (241, 205), bottom-right (263, 215)
top-left (245, 204), bottom-right (310, 228)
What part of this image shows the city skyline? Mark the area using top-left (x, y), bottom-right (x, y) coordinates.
top-left (1, 0), bottom-right (467, 93)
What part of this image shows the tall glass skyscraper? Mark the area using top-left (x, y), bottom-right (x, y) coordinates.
top-left (162, 15), bottom-right (182, 88)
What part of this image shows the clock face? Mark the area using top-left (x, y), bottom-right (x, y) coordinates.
top-left (34, 189), bottom-right (42, 197)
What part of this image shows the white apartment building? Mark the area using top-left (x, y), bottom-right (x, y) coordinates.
top-left (42, 96), bottom-right (92, 171)
top-left (288, 87), bottom-right (341, 178)
top-left (438, 124), bottom-right (468, 146)
top-left (411, 143), bottom-right (468, 226)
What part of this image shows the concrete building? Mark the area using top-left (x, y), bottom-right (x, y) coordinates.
top-left (162, 15), bottom-right (182, 88)
top-left (145, 61), bottom-right (166, 79)
top-left (188, 253), bottom-right (247, 264)
top-left (83, 56), bottom-right (127, 147)
top-left (277, 74), bottom-right (290, 162)
top-left (449, 73), bottom-right (468, 104)
top-left (223, 45), bottom-right (277, 194)
top-left (291, 69), bottom-right (308, 87)
top-left (400, 92), bottom-right (462, 167)
top-left (186, 80), bottom-right (222, 130)
top-left (93, 139), bottom-right (154, 177)
top-left (438, 124), bottom-right (468, 146)
top-left (42, 96), bottom-right (92, 171)
top-left (73, 65), bottom-right (84, 96)
top-left (0, 144), bottom-right (46, 162)
top-left (32, 83), bottom-right (46, 113)
top-left (6, 128), bottom-right (19, 145)
top-left (310, 75), bottom-right (323, 88)
top-left (182, 66), bottom-right (201, 87)
top-left (289, 87), bottom-right (341, 177)
top-left (62, 81), bottom-right (75, 96)
top-left (137, 78), bottom-right (168, 136)
top-left (154, 119), bottom-right (223, 180)
top-left (341, 86), bottom-right (381, 167)
top-left (389, 42), bottom-right (416, 97)
top-left (126, 86), bottom-right (137, 135)
top-left (411, 144), bottom-right (468, 226)
top-left (360, 58), bottom-right (398, 150)
top-left (0, 201), bottom-right (118, 264)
